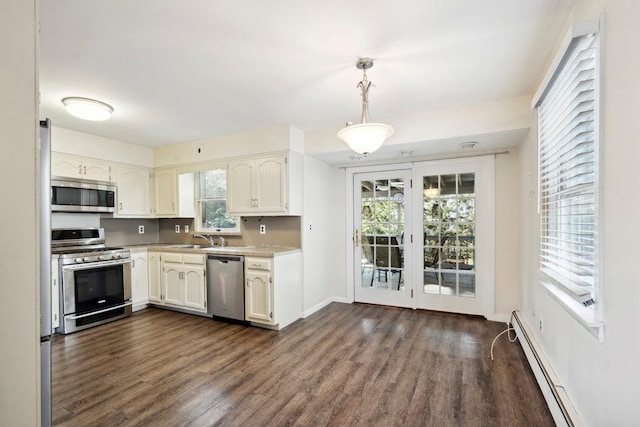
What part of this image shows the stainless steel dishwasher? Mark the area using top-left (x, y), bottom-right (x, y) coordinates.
top-left (206, 254), bottom-right (245, 321)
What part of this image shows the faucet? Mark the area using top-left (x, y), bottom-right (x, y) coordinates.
top-left (193, 234), bottom-right (215, 246)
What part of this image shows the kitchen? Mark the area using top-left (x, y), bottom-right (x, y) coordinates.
top-left (4, 0), bottom-right (640, 426)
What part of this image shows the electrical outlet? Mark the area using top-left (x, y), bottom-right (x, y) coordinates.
top-left (138, 225), bottom-right (144, 234)
top-left (184, 225), bottom-right (189, 233)
top-left (539, 318), bottom-right (544, 335)
top-left (175, 225), bottom-right (180, 233)
top-left (259, 224), bottom-right (266, 235)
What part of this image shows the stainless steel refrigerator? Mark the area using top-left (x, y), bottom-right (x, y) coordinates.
top-left (39, 119), bottom-right (52, 427)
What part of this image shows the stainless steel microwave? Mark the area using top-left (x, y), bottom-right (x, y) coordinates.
top-left (51, 177), bottom-right (116, 213)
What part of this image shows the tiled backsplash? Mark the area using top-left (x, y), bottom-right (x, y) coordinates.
top-left (101, 216), bottom-right (301, 248)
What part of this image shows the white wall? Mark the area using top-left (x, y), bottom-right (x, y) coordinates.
top-left (494, 150), bottom-right (519, 316)
top-left (0, 0), bottom-right (39, 424)
top-left (52, 126), bottom-right (154, 167)
top-left (153, 125), bottom-right (302, 167)
top-left (517, 0), bottom-right (640, 424)
top-left (301, 156), bottom-right (336, 314)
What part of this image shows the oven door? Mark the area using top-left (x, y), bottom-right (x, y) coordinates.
top-left (61, 259), bottom-right (132, 333)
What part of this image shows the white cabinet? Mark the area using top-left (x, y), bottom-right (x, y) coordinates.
top-left (244, 253), bottom-right (302, 330)
top-left (51, 256), bottom-right (59, 330)
top-left (152, 168), bottom-right (178, 216)
top-left (51, 152), bottom-right (112, 182)
top-left (148, 251), bottom-right (162, 303)
top-left (227, 152), bottom-right (302, 216)
top-left (158, 252), bottom-right (207, 313)
top-left (245, 259), bottom-right (273, 324)
top-left (116, 165), bottom-right (151, 217)
top-left (130, 250), bottom-right (149, 311)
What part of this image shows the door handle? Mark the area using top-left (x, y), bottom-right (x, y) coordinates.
top-left (354, 229), bottom-right (359, 246)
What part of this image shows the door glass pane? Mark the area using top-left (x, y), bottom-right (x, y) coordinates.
top-left (422, 173), bottom-right (476, 297)
top-left (360, 177), bottom-right (405, 291)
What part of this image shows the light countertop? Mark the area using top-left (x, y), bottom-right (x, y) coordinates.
top-left (124, 243), bottom-right (301, 258)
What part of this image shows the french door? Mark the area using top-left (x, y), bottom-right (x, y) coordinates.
top-left (352, 158), bottom-right (493, 316)
top-left (413, 159), bottom-right (492, 315)
top-left (353, 170), bottom-right (413, 308)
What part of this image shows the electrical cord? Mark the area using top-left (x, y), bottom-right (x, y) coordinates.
top-left (490, 310), bottom-right (519, 360)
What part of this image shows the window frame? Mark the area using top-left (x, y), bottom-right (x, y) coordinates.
top-left (194, 168), bottom-right (241, 235)
top-left (533, 17), bottom-right (604, 341)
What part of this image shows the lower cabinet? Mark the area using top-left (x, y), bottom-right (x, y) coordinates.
top-left (148, 251), bottom-right (162, 303)
top-left (130, 250), bottom-right (149, 311)
top-left (244, 252), bottom-right (302, 330)
top-left (157, 252), bottom-right (207, 313)
top-left (245, 259), bottom-right (273, 324)
top-left (52, 256), bottom-right (59, 330)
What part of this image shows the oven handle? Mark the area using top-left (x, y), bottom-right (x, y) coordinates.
top-left (65, 301), bottom-right (133, 320)
top-left (62, 259), bottom-right (132, 271)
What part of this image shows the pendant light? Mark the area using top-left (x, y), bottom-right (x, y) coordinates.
top-left (62, 97), bottom-right (113, 121)
top-left (337, 58), bottom-right (394, 156)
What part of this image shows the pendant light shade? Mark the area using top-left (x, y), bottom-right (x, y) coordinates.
top-left (62, 97), bottom-right (113, 121)
top-left (337, 122), bottom-right (394, 155)
top-left (337, 58), bottom-right (393, 156)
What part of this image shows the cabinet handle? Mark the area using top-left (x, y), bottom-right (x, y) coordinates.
top-left (83, 165), bottom-right (87, 175)
top-left (119, 202), bottom-right (123, 211)
top-left (132, 259), bottom-right (136, 268)
top-left (78, 165), bottom-right (82, 175)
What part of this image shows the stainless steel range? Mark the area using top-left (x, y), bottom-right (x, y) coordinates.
top-left (52, 228), bottom-right (132, 334)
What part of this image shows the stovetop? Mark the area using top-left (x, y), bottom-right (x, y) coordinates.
top-left (52, 246), bottom-right (125, 255)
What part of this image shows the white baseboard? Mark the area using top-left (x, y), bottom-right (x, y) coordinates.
top-left (302, 297), bottom-right (334, 318)
top-left (331, 296), bottom-right (350, 304)
top-left (486, 313), bottom-right (511, 323)
top-left (302, 296), bottom-right (351, 318)
top-left (512, 310), bottom-right (581, 427)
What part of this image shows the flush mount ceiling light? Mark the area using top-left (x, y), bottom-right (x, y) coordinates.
top-left (337, 58), bottom-right (394, 156)
top-left (459, 141), bottom-right (478, 149)
top-left (61, 97), bottom-right (113, 121)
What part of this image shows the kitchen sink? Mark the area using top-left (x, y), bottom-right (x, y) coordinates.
top-left (169, 244), bottom-right (205, 249)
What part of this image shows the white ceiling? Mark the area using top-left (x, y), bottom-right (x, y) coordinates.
top-left (39, 0), bottom-right (576, 163)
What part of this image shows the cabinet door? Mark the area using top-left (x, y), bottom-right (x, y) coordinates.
top-left (51, 258), bottom-right (59, 329)
top-left (148, 252), bottom-right (162, 303)
top-left (255, 156), bottom-right (286, 213)
top-left (117, 166), bottom-right (151, 216)
top-left (154, 169), bottom-right (177, 216)
top-left (183, 266), bottom-right (206, 312)
top-left (131, 252), bottom-right (149, 307)
top-left (162, 263), bottom-right (183, 306)
top-left (245, 270), bottom-right (273, 324)
top-left (51, 152), bottom-right (82, 178)
top-left (227, 160), bottom-right (254, 214)
top-left (82, 158), bottom-right (112, 181)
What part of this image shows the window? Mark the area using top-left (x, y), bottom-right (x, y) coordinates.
top-left (195, 169), bottom-right (240, 234)
top-left (537, 32), bottom-right (599, 308)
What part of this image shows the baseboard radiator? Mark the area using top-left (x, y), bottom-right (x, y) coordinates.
top-left (511, 310), bottom-right (582, 427)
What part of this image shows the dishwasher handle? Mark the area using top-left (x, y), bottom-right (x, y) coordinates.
top-left (207, 255), bottom-right (243, 263)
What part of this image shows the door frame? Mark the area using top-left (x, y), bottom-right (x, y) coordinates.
top-left (344, 157), bottom-right (495, 318)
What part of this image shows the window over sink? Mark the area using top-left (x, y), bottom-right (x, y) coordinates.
top-left (195, 169), bottom-right (240, 234)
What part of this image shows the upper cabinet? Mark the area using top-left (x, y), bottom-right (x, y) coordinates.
top-left (152, 168), bottom-right (178, 216)
top-left (227, 152), bottom-right (302, 216)
top-left (52, 152), bottom-right (112, 182)
top-left (115, 165), bottom-right (151, 217)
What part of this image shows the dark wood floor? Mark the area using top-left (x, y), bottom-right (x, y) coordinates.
top-left (52, 303), bottom-right (553, 426)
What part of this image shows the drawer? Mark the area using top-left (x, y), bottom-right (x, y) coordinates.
top-left (246, 257), bottom-right (271, 271)
top-left (182, 254), bottom-right (205, 265)
top-left (162, 253), bottom-right (183, 263)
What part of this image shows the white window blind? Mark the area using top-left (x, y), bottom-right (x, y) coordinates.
top-left (538, 33), bottom-right (599, 307)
